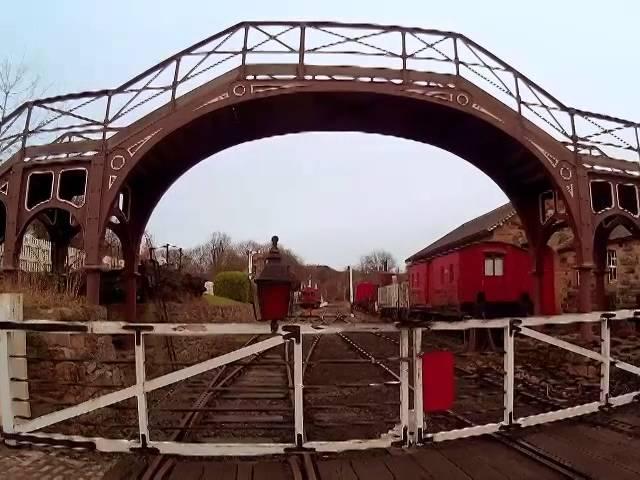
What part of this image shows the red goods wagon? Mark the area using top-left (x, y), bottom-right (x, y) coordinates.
top-left (353, 282), bottom-right (378, 313)
top-left (299, 285), bottom-right (321, 309)
top-left (407, 241), bottom-right (557, 317)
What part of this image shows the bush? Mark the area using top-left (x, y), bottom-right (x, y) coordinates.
top-left (213, 271), bottom-right (251, 303)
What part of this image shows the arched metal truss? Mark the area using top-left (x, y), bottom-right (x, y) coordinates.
top-left (1, 21), bottom-right (638, 163)
top-left (0, 21), bottom-right (637, 317)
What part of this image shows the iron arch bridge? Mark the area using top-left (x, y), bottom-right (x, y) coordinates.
top-left (0, 21), bottom-right (638, 320)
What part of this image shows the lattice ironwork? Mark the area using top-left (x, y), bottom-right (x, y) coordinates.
top-left (1, 21), bottom-right (638, 164)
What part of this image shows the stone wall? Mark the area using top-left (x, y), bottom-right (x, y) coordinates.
top-left (486, 217), bottom-right (640, 312)
top-left (606, 238), bottom-right (640, 308)
top-left (106, 301), bottom-right (256, 323)
top-left (489, 216), bottom-right (528, 247)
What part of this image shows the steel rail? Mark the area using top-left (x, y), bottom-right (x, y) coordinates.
top-left (358, 331), bottom-right (588, 479)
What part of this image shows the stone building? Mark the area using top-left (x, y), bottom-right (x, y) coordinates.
top-left (435, 203), bottom-right (640, 312)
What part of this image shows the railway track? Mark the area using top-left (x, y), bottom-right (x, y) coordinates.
top-left (344, 331), bottom-right (592, 479)
top-left (113, 326), bottom-right (634, 479)
top-left (139, 335), bottom-right (300, 479)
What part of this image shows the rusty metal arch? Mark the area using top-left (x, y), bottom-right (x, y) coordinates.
top-left (12, 206), bottom-right (83, 272)
top-left (16, 206), bottom-right (83, 245)
top-left (101, 72), bottom-right (581, 238)
top-left (594, 210), bottom-right (640, 241)
top-left (17, 203), bottom-right (83, 241)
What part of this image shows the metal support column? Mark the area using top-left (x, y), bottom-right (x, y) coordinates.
top-left (293, 337), bottom-right (304, 447)
top-left (134, 332), bottom-right (149, 447)
top-left (600, 315), bottom-right (611, 405)
top-left (412, 328), bottom-right (424, 444)
top-left (400, 328), bottom-right (410, 445)
top-left (503, 323), bottom-right (515, 425)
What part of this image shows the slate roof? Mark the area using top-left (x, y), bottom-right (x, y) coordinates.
top-left (406, 203), bottom-right (516, 263)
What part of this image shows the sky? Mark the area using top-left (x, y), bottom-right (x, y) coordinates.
top-left (2, 1), bottom-right (638, 268)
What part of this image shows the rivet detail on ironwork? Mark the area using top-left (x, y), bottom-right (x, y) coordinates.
top-left (527, 138), bottom-right (575, 198)
top-left (110, 155), bottom-right (126, 171)
top-left (560, 164), bottom-right (573, 181)
top-left (233, 84), bottom-right (247, 96)
top-left (126, 128), bottom-right (162, 157)
top-left (472, 103), bottom-right (504, 123)
top-left (250, 84), bottom-right (306, 94)
top-left (194, 92), bottom-right (229, 111)
top-left (456, 93), bottom-right (470, 106)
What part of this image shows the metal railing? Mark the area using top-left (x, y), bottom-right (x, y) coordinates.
top-left (0, 293), bottom-right (639, 456)
top-left (1, 21), bottom-right (638, 164)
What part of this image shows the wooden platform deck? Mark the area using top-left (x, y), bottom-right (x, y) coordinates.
top-left (104, 404), bottom-right (640, 479)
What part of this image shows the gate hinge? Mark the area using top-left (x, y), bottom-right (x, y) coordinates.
top-left (509, 319), bottom-right (522, 335)
top-left (282, 325), bottom-right (301, 343)
top-left (129, 434), bottom-right (160, 454)
top-left (283, 434), bottom-right (315, 452)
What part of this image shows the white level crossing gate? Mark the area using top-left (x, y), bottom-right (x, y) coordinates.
top-left (0, 293), bottom-right (639, 456)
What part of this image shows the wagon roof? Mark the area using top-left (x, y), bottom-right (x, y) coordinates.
top-left (406, 203), bottom-right (516, 263)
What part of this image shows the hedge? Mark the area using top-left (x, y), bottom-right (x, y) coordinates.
top-left (213, 271), bottom-right (252, 303)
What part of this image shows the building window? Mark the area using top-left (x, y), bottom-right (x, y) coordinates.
top-left (484, 255), bottom-right (504, 277)
top-left (449, 264), bottom-right (454, 283)
top-left (607, 249), bottom-right (617, 283)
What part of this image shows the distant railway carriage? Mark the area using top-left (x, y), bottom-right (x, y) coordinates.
top-left (377, 280), bottom-right (409, 319)
top-left (354, 204), bottom-right (558, 319)
top-left (353, 281), bottom-right (378, 312)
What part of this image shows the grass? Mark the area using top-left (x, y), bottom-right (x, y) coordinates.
top-left (204, 294), bottom-right (244, 306)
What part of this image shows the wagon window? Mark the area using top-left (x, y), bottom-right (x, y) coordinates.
top-left (484, 257), bottom-right (494, 276)
top-left (484, 254), bottom-right (504, 277)
top-left (494, 257), bottom-right (504, 276)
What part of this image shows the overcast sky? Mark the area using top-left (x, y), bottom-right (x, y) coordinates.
top-left (3, 1), bottom-right (637, 268)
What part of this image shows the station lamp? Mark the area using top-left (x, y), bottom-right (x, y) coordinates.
top-left (254, 235), bottom-right (298, 324)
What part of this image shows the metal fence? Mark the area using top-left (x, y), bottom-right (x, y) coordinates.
top-left (0, 293), bottom-right (639, 456)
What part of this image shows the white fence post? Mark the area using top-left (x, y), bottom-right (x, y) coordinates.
top-left (0, 294), bottom-right (29, 434)
top-left (412, 327), bottom-right (424, 444)
top-left (293, 336), bottom-right (304, 447)
top-left (134, 332), bottom-right (149, 446)
top-left (503, 322), bottom-right (515, 425)
top-left (600, 315), bottom-right (611, 405)
top-left (400, 328), bottom-right (409, 445)
top-left (0, 329), bottom-right (14, 439)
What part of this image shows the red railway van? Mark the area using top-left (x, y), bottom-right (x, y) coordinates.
top-left (353, 282), bottom-right (378, 312)
top-left (408, 241), bottom-right (557, 317)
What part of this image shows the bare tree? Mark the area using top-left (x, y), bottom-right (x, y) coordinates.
top-left (0, 58), bottom-right (45, 160)
top-left (359, 249), bottom-right (397, 274)
top-left (185, 231), bottom-right (232, 277)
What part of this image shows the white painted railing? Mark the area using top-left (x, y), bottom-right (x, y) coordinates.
top-left (0, 295), bottom-right (638, 456)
